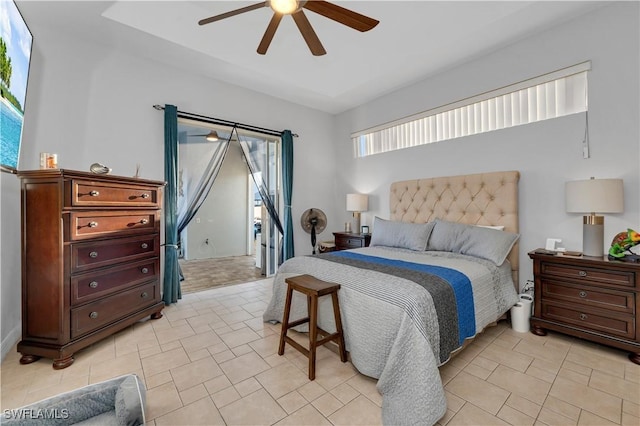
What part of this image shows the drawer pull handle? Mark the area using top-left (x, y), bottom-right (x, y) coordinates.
top-left (89, 311), bottom-right (98, 319)
top-left (88, 221), bottom-right (98, 228)
top-left (141, 292), bottom-right (148, 299)
top-left (141, 243), bottom-right (149, 249)
top-left (578, 271), bottom-right (587, 277)
top-left (89, 251), bottom-right (98, 258)
top-left (141, 193), bottom-right (150, 199)
top-left (579, 313), bottom-right (588, 321)
top-left (141, 267), bottom-right (149, 274)
top-left (579, 291), bottom-right (587, 298)
top-left (140, 218), bottom-right (149, 225)
top-left (89, 281), bottom-right (98, 289)
top-left (89, 190), bottom-right (100, 197)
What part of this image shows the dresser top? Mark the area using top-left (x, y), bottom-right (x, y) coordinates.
top-left (17, 169), bottom-right (165, 186)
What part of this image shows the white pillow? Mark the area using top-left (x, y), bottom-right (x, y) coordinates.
top-left (370, 217), bottom-right (435, 251)
top-left (475, 225), bottom-right (505, 231)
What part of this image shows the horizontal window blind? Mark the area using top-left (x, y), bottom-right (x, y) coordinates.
top-left (352, 61), bottom-right (590, 157)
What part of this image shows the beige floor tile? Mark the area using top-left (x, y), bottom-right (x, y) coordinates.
top-left (211, 385), bottom-right (241, 408)
top-left (180, 330), bottom-right (222, 353)
top-left (179, 383), bottom-right (209, 406)
top-left (231, 344), bottom-right (253, 356)
top-left (447, 403), bottom-right (510, 426)
top-left (479, 342), bottom-right (534, 373)
top-left (578, 410), bottom-right (619, 425)
top-left (249, 334), bottom-right (280, 358)
top-left (146, 371), bottom-right (173, 389)
top-left (170, 356), bottom-right (223, 392)
top-left (346, 374), bottom-right (382, 407)
top-left (155, 396), bottom-right (225, 425)
top-left (549, 376), bottom-right (622, 423)
top-left (274, 404), bottom-right (332, 425)
top-left (219, 351), bottom-right (271, 384)
top-left (330, 382), bottom-right (360, 404)
top-left (621, 411), bottom-right (640, 426)
top-left (505, 393), bottom-right (542, 419)
top-left (218, 327), bottom-right (261, 348)
top-left (234, 377), bottom-right (263, 397)
top-left (445, 371), bottom-right (510, 415)
top-left (204, 375), bottom-right (232, 395)
top-left (589, 369), bottom-right (640, 402)
top-left (256, 361), bottom-right (310, 400)
top-left (298, 380), bottom-right (327, 402)
top-left (498, 404), bottom-right (535, 425)
top-left (141, 347), bottom-right (190, 377)
top-left (311, 392), bottom-right (344, 417)
top-left (89, 351), bottom-right (142, 382)
top-left (537, 406), bottom-right (577, 426)
top-left (328, 394), bottom-right (383, 426)
top-left (155, 324), bottom-right (195, 346)
top-left (277, 390), bottom-right (309, 414)
top-left (565, 346), bottom-right (626, 378)
top-left (487, 365), bottom-right (551, 404)
top-left (145, 381), bottom-right (183, 421)
top-left (543, 396), bottom-right (581, 421)
top-left (219, 388), bottom-right (287, 425)
top-left (623, 399), bottom-right (639, 417)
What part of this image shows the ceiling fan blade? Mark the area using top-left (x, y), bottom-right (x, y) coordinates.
top-left (257, 13), bottom-right (283, 55)
top-left (292, 11), bottom-right (326, 56)
top-left (199, 1), bottom-right (268, 26)
top-left (303, 0), bottom-right (379, 32)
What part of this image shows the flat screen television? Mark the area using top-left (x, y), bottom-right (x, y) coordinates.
top-left (1, 0), bottom-right (33, 173)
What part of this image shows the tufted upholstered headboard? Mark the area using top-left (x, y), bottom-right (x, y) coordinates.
top-left (389, 170), bottom-right (520, 287)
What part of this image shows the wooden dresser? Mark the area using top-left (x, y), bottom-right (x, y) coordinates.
top-left (17, 169), bottom-right (165, 369)
top-left (333, 232), bottom-right (371, 251)
top-left (528, 250), bottom-right (640, 364)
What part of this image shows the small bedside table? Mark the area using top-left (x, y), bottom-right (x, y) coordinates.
top-left (528, 249), bottom-right (640, 364)
top-left (333, 232), bottom-right (371, 251)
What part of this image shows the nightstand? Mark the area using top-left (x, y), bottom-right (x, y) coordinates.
top-left (528, 250), bottom-right (640, 364)
top-left (333, 232), bottom-right (371, 251)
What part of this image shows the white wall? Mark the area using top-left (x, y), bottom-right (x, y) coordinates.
top-left (0, 24), bottom-right (337, 359)
top-left (333, 2), bottom-right (640, 291)
top-left (183, 142), bottom-right (249, 260)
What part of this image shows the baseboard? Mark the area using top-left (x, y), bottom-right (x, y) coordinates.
top-left (1, 324), bottom-right (21, 362)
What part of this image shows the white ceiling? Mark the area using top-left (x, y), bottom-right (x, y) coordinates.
top-left (18, 1), bottom-right (606, 114)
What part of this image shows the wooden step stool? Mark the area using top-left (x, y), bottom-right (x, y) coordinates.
top-left (278, 274), bottom-right (347, 380)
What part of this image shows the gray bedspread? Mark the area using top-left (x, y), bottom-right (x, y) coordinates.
top-left (263, 246), bottom-right (518, 425)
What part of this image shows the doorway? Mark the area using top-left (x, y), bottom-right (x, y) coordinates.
top-left (176, 119), bottom-right (281, 292)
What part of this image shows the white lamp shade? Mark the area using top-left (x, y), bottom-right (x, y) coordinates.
top-left (346, 193), bottom-right (369, 212)
top-left (565, 178), bottom-right (624, 214)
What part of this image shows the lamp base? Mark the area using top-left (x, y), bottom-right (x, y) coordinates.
top-left (353, 212), bottom-right (361, 235)
top-left (582, 215), bottom-right (604, 257)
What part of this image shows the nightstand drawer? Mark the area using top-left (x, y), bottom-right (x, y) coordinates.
top-left (541, 301), bottom-right (635, 339)
top-left (541, 280), bottom-right (635, 314)
top-left (335, 235), bottom-right (365, 249)
top-left (541, 262), bottom-right (635, 288)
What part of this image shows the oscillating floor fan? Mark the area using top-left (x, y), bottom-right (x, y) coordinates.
top-left (300, 208), bottom-right (327, 254)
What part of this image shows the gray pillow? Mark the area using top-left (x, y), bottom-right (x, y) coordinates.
top-left (427, 219), bottom-right (519, 265)
top-left (370, 217), bottom-right (435, 251)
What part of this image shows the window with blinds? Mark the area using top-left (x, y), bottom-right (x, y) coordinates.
top-left (352, 62), bottom-right (590, 158)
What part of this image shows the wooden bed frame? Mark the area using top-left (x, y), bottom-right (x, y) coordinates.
top-left (389, 170), bottom-right (520, 289)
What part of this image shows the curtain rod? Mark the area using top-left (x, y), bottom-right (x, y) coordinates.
top-left (153, 105), bottom-right (298, 138)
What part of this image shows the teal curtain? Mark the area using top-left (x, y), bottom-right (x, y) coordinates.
top-left (281, 130), bottom-right (294, 261)
top-left (163, 104), bottom-right (181, 304)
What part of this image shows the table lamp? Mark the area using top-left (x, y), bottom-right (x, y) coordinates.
top-left (565, 177), bottom-right (624, 257)
top-left (346, 193), bottom-right (368, 234)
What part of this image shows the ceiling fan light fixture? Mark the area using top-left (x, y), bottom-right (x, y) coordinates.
top-left (270, 0), bottom-right (299, 15)
top-left (205, 130), bottom-right (219, 142)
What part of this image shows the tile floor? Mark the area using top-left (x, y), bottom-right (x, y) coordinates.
top-left (179, 256), bottom-right (264, 294)
top-left (1, 278), bottom-right (639, 425)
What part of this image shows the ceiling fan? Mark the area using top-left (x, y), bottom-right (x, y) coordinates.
top-left (198, 0), bottom-right (379, 56)
top-left (186, 130), bottom-right (220, 141)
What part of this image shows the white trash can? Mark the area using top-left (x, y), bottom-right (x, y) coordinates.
top-left (510, 294), bottom-right (533, 333)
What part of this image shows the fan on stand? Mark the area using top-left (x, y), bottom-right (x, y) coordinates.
top-left (300, 208), bottom-right (327, 254)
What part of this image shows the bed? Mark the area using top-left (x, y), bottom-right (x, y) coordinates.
top-left (263, 170), bottom-right (520, 425)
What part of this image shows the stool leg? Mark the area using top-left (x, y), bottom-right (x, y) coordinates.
top-left (278, 286), bottom-right (294, 356)
top-left (331, 292), bottom-right (348, 362)
top-left (308, 295), bottom-right (318, 380)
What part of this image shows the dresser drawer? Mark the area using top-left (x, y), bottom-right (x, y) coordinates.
top-left (68, 211), bottom-right (158, 241)
top-left (70, 180), bottom-right (160, 208)
top-left (71, 234), bottom-right (158, 272)
top-left (541, 262), bottom-right (635, 288)
top-left (71, 258), bottom-right (159, 305)
top-left (541, 280), bottom-right (635, 314)
top-left (541, 301), bottom-right (635, 339)
top-left (335, 235), bottom-right (365, 249)
top-left (71, 282), bottom-right (159, 338)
